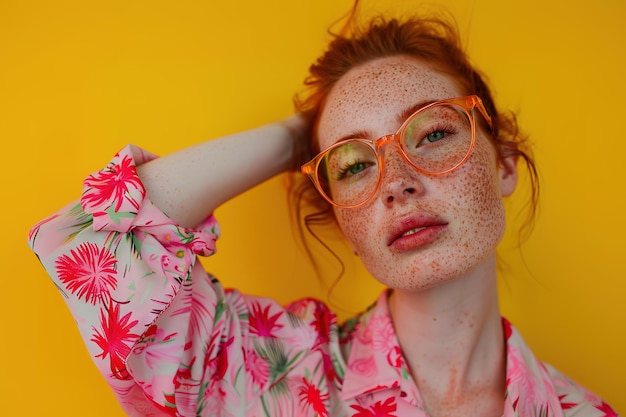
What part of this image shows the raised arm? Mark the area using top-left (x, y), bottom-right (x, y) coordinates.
top-left (28, 113), bottom-right (314, 416)
top-left (137, 114), bottom-right (307, 228)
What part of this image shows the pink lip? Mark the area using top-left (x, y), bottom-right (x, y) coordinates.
top-left (386, 214), bottom-right (448, 252)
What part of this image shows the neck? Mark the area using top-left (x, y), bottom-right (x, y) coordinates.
top-left (388, 254), bottom-right (505, 415)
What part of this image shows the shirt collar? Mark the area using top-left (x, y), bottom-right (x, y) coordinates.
top-left (339, 289), bottom-right (423, 407)
top-left (502, 318), bottom-right (564, 417)
top-left (339, 291), bottom-right (564, 416)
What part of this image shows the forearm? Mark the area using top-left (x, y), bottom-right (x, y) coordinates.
top-left (137, 116), bottom-right (304, 228)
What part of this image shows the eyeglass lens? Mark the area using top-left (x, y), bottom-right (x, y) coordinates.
top-left (316, 103), bottom-right (473, 207)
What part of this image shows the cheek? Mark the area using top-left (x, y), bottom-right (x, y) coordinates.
top-left (451, 143), bottom-right (507, 244)
top-left (334, 206), bottom-right (371, 243)
top-left (334, 204), bottom-right (387, 262)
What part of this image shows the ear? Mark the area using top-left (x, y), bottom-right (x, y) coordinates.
top-left (498, 154), bottom-right (518, 197)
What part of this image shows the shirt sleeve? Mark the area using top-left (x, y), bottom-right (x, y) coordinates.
top-left (27, 145), bottom-right (228, 416)
top-left (29, 144), bottom-right (342, 417)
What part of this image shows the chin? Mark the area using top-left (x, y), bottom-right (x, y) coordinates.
top-left (368, 246), bottom-right (497, 293)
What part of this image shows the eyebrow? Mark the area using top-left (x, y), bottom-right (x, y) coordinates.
top-left (399, 99), bottom-right (437, 122)
top-left (333, 99), bottom-right (438, 144)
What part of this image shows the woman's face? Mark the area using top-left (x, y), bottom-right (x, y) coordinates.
top-left (316, 55), bottom-right (517, 291)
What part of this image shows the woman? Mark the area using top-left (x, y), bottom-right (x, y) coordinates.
top-left (28, 5), bottom-right (617, 417)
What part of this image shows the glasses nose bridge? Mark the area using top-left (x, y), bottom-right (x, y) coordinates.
top-left (374, 133), bottom-right (411, 168)
top-left (373, 133), bottom-right (401, 156)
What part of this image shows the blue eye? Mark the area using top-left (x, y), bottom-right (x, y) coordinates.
top-left (425, 130), bottom-right (446, 142)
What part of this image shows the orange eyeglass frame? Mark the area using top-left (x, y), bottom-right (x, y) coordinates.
top-left (300, 95), bottom-right (493, 209)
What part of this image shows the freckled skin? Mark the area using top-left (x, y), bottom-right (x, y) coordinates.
top-left (317, 56), bottom-right (511, 292)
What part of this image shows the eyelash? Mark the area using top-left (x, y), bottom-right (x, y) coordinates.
top-left (417, 124), bottom-right (458, 146)
top-left (335, 159), bottom-right (366, 180)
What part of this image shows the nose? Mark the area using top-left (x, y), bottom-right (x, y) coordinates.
top-left (379, 144), bottom-right (425, 208)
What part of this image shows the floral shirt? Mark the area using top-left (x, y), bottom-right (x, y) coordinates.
top-left (29, 145), bottom-right (618, 417)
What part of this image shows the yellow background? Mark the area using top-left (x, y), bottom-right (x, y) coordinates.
top-left (2, 0), bottom-right (624, 415)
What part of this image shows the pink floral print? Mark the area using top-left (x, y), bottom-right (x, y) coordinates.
top-left (350, 397), bottom-right (398, 417)
top-left (29, 145), bottom-right (619, 417)
top-left (56, 242), bottom-right (118, 304)
top-left (92, 299), bottom-right (140, 380)
top-left (298, 377), bottom-right (330, 417)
